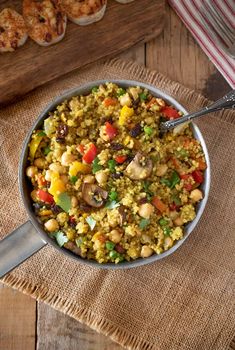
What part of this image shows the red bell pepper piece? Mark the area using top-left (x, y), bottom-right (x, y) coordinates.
top-left (115, 155), bottom-right (127, 164)
top-left (37, 189), bottom-right (54, 204)
top-left (192, 170), bottom-right (204, 184)
top-left (105, 122), bottom-right (118, 140)
top-left (152, 197), bottom-right (168, 213)
top-left (103, 98), bottom-right (117, 107)
top-left (162, 106), bottom-right (179, 120)
top-left (82, 143), bottom-right (98, 164)
top-left (180, 174), bottom-right (193, 191)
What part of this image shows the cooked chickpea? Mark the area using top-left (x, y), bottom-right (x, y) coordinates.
top-left (95, 171), bottom-right (108, 185)
top-left (34, 158), bottom-right (46, 169)
top-left (156, 164), bottom-right (168, 177)
top-left (49, 162), bottom-right (65, 174)
top-left (26, 166), bottom-right (38, 178)
top-left (61, 174), bottom-right (69, 184)
top-left (190, 189), bottom-right (203, 202)
top-left (164, 236), bottom-right (173, 250)
top-left (119, 93), bottom-right (132, 107)
top-left (61, 152), bottom-right (76, 166)
top-left (109, 229), bottom-right (123, 243)
top-left (138, 203), bottom-right (154, 219)
top-left (71, 195), bottom-right (78, 208)
top-left (169, 210), bottom-right (179, 220)
top-left (174, 216), bottom-right (184, 226)
top-left (83, 174), bottom-right (95, 184)
top-left (44, 219), bottom-right (59, 232)
top-left (45, 169), bottom-right (52, 182)
top-left (140, 245), bottom-right (153, 258)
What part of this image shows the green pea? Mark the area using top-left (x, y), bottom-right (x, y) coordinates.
top-left (106, 241), bottom-right (115, 250)
top-left (92, 86), bottom-right (98, 93)
top-left (159, 218), bottom-right (168, 226)
top-left (144, 126), bottom-right (153, 136)
top-left (109, 250), bottom-right (118, 259)
top-left (163, 227), bottom-right (172, 236)
top-left (109, 191), bottom-right (118, 201)
top-left (70, 176), bottom-right (78, 185)
top-left (139, 92), bottom-right (148, 101)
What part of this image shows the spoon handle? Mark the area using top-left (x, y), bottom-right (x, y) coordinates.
top-left (161, 89), bottom-right (235, 131)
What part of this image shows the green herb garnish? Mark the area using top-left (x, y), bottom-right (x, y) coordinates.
top-left (43, 146), bottom-right (51, 155)
top-left (92, 157), bottom-right (102, 174)
top-left (108, 159), bottom-right (116, 173)
top-left (37, 131), bottom-right (46, 137)
top-left (106, 241), bottom-right (115, 250)
top-left (172, 194), bottom-right (181, 206)
top-left (56, 192), bottom-right (71, 213)
top-left (139, 218), bottom-right (150, 230)
top-left (53, 231), bottom-right (68, 247)
top-left (109, 191), bottom-right (118, 201)
top-left (86, 216), bottom-right (96, 230)
top-left (160, 171), bottom-right (180, 189)
top-left (70, 176), bottom-right (78, 185)
top-left (170, 171), bottom-right (180, 188)
top-left (139, 92), bottom-right (148, 101)
top-left (176, 149), bottom-right (189, 158)
top-left (117, 88), bottom-right (126, 97)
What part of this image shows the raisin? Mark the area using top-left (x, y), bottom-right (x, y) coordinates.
top-left (112, 172), bottom-right (123, 179)
top-left (129, 123), bottom-right (142, 138)
top-left (45, 32), bottom-right (52, 42)
top-left (51, 204), bottom-right (62, 214)
top-left (110, 142), bottom-right (123, 151)
top-left (56, 124), bottom-right (68, 143)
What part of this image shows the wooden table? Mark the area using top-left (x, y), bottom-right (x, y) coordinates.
top-left (0, 3), bottom-right (233, 350)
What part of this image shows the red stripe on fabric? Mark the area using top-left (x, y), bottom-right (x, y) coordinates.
top-left (223, 0), bottom-right (235, 16)
top-left (184, 0), bottom-right (235, 72)
top-left (177, 0), bottom-right (233, 82)
top-left (214, 0), bottom-right (235, 28)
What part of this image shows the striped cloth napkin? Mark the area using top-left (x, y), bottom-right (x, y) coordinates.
top-left (168, 0), bottom-right (235, 89)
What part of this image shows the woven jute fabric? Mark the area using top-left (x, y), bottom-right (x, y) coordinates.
top-left (0, 59), bottom-right (235, 350)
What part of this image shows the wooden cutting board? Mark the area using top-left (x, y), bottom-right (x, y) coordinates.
top-left (0, 0), bottom-right (165, 105)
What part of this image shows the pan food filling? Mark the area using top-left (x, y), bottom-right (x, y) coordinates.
top-left (26, 83), bottom-right (206, 263)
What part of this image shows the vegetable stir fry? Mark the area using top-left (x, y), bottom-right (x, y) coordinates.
top-left (26, 83), bottom-right (206, 263)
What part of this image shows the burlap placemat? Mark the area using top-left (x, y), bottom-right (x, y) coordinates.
top-left (0, 59), bottom-right (235, 350)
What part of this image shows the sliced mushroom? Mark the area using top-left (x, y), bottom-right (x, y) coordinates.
top-left (118, 205), bottom-right (129, 226)
top-left (125, 152), bottom-right (153, 180)
top-left (82, 183), bottom-right (108, 208)
top-left (64, 241), bottom-right (85, 257)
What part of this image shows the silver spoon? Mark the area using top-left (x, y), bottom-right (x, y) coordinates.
top-left (160, 89), bottom-right (235, 132)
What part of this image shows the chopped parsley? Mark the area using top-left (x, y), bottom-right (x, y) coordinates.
top-left (139, 218), bottom-right (150, 230)
top-left (92, 157), bottom-right (102, 174)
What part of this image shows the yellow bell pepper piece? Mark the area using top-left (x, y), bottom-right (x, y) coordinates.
top-left (119, 105), bottom-right (134, 125)
top-left (29, 133), bottom-right (43, 160)
top-left (69, 161), bottom-right (91, 177)
top-left (49, 172), bottom-right (66, 201)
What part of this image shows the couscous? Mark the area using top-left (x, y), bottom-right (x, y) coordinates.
top-left (26, 83), bottom-right (206, 263)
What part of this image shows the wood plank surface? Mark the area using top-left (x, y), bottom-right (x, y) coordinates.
top-left (0, 3), bottom-right (233, 350)
top-left (0, 284), bottom-right (36, 350)
top-left (0, 0), bottom-right (165, 105)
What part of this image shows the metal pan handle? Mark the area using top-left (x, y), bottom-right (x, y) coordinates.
top-left (0, 221), bottom-right (47, 278)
